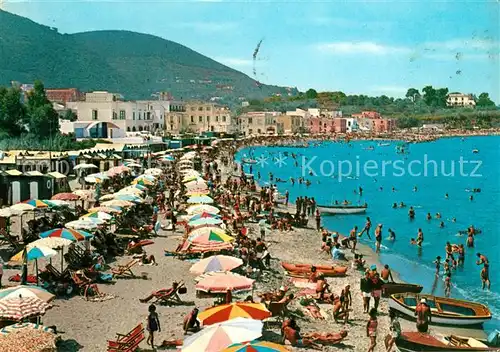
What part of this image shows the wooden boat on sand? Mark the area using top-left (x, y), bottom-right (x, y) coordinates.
top-left (281, 262), bottom-right (348, 277)
top-left (317, 204), bottom-right (367, 215)
top-left (395, 332), bottom-right (497, 351)
top-left (382, 282), bottom-right (423, 297)
top-left (389, 293), bottom-right (492, 327)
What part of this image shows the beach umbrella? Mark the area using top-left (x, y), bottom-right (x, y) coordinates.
top-left (188, 212), bottom-right (221, 221)
top-left (181, 317), bottom-right (262, 352)
top-left (45, 200), bottom-right (70, 208)
top-left (198, 303), bottom-right (271, 326)
top-left (124, 162), bottom-right (142, 168)
top-left (183, 176), bottom-right (203, 183)
top-left (187, 195), bottom-right (213, 204)
top-left (187, 205), bottom-right (220, 215)
top-left (0, 324), bottom-right (57, 351)
top-left (107, 165), bottom-right (130, 176)
top-left (135, 174), bottom-right (156, 181)
top-left (81, 211), bottom-right (113, 221)
top-left (0, 208), bottom-right (15, 217)
top-left (189, 255), bottom-right (243, 275)
top-left (186, 190), bottom-right (210, 196)
top-left (23, 200), bottom-right (50, 209)
top-left (114, 194), bottom-right (144, 203)
top-left (72, 190), bottom-right (94, 200)
top-left (116, 186), bottom-right (144, 195)
top-left (181, 169), bottom-right (200, 176)
top-left (99, 194), bottom-right (116, 201)
top-left (40, 228), bottom-right (93, 242)
top-left (51, 193), bottom-right (79, 201)
top-left (189, 217), bottom-right (223, 227)
top-left (0, 322), bottom-right (55, 335)
top-left (29, 237), bottom-right (72, 249)
top-left (188, 226), bottom-right (226, 238)
top-left (66, 219), bottom-right (100, 230)
top-left (11, 245), bottom-right (57, 263)
top-left (73, 163), bottom-right (98, 170)
top-left (223, 341), bottom-right (289, 352)
top-left (0, 286), bottom-right (55, 303)
top-left (0, 296), bottom-right (52, 321)
top-left (85, 173), bottom-right (108, 183)
top-left (102, 199), bottom-right (135, 207)
top-left (88, 206), bottom-right (122, 214)
top-left (131, 178), bottom-right (153, 187)
top-left (195, 272), bottom-right (254, 293)
top-left (188, 230), bottom-right (233, 244)
top-left (161, 155), bottom-right (174, 162)
top-left (144, 168), bottom-right (162, 176)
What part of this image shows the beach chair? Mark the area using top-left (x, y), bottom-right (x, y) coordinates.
top-left (140, 282), bottom-right (184, 305)
top-left (107, 323), bottom-right (145, 352)
top-left (264, 302), bottom-right (286, 328)
top-left (111, 259), bottom-right (140, 278)
top-left (70, 271), bottom-right (93, 288)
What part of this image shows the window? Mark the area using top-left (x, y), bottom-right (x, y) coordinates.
top-left (119, 110), bottom-right (126, 120)
top-left (132, 126), bottom-right (136, 132)
top-left (112, 111), bottom-right (117, 120)
top-left (199, 116), bottom-right (203, 122)
top-left (126, 126), bottom-right (131, 132)
top-left (207, 116), bottom-right (210, 123)
top-left (198, 107), bottom-right (203, 111)
top-left (190, 115), bottom-right (194, 123)
top-left (92, 110), bottom-right (98, 120)
top-left (132, 112), bottom-right (135, 120)
top-left (138, 126), bottom-right (143, 131)
top-left (138, 113), bottom-right (142, 120)
top-left (215, 116), bottom-right (219, 122)
top-left (191, 107), bottom-right (195, 111)
top-left (206, 106), bottom-right (211, 111)
top-left (222, 116), bottom-right (226, 122)
top-left (146, 112), bottom-right (151, 120)
top-left (248, 117), bottom-right (253, 124)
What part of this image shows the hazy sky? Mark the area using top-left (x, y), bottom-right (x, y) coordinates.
top-left (3, 0), bottom-right (500, 101)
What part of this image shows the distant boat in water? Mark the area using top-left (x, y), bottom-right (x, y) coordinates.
top-left (317, 204), bottom-right (368, 215)
top-left (378, 142), bottom-right (391, 147)
top-left (472, 149), bottom-right (479, 154)
top-left (241, 158), bottom-right (257, 164)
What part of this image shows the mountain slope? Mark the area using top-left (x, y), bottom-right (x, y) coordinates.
top-left (0, 10), bottom-right (296, 100)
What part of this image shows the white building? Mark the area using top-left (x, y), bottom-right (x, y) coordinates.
top-left (447, 93), bottom-right (476, 107)
top-left (344, 118), bottom-right (359, 132)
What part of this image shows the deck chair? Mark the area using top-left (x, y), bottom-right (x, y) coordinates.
top-left (140, 282), bottom-right (184, 305)
top-left (70, 271), bottom-right (93, 288)
top-left (111, 259), bottom-right (140, 278)
top-left (107, 323), bottom-right (145, 352)
top-left (264, 302), bottom-right (286, 328)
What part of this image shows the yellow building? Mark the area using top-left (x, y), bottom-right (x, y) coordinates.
top-left (447, 93), bottom-right (476, 107)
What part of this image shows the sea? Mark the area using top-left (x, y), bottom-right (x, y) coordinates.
top-left (236, 136), bottom-right (500, 332)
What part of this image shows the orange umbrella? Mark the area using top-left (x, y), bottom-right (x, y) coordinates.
top-left (197, 303), bottom-right (271, 326)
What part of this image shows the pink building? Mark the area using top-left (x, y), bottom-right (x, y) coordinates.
top-left (308, 117), bottom-right (346, 134)
top-left (352, 110), bottom-right (395, 132)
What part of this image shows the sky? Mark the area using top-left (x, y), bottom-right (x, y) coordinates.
top-left (3, 0), bottom-right (500, 102)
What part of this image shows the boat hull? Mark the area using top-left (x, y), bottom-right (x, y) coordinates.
top-left (317, 205), bottom-right (367, 214)
top-left (395, 332), bottom-right (494, 351)
top-left (382, 283), bottom-right (423, 297)
top-left (389, 294), bottom-right (491, 327)
top-left (281, 262), bottom-right (348, 277)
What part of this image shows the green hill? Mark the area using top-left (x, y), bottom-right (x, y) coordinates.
top-left (0, 10), bottom-right (297, 100)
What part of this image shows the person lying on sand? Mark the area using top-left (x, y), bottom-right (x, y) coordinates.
top-left (302, 330), bottom-right (348, 345)
top-left (281, 319), bottom-right (322, 350)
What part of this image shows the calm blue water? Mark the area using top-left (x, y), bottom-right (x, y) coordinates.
top-left (236, 136), bottom-right (500, 331)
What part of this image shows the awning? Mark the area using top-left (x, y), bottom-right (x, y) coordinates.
top-left (4, 169), bottom-right (23, 176)
top-left (47, 172), bottom-right (67, 179)
top-left (112, 154), bottom-right (122, 160)
top-left (97, 153), bottom-right (107, 159)
top-left (24, 171), bottom-right (44, 177)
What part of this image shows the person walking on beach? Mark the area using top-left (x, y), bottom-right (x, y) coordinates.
top-left (360, 270), bottom-right (372, 313)
top-left (385, 310), bottom-right (401, 352)
top-left (359, 217), bottom-right (372, 239)
top-left (366, 308), bottom-right (378, 352)
top-left (147, 304), bottom-right (161, 349)
top-left (315, 210), bottom-right (321, 231)
top-left (415, 298), bottom-right (431, 332)
top-left (349, 226), bottom-right (358, 252)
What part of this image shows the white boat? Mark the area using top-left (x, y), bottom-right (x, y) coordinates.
top-left (389, 293), bottom-right (492, 327)
top-left (378, 143), bottom-right (391, 147)
top-left (241, 158), bottom-right (257, 164)
top-left (317, 204), bottom-right (367, 215)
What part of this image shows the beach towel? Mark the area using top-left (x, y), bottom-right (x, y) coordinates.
top-left (289, 277), bottom-right (316, 289)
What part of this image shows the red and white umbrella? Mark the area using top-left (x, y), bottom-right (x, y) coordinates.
top-left (195, 272), bottom-right (254, 293)
top-left (0, 296), bottom-right (52, 321)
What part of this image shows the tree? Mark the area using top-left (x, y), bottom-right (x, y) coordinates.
top-left (305, 88), bottom-right (318, 99)
top-left (405, 88), bottom-right (420, 102)
top-left (63, 109), bottom-right (77, 121)
top-left (0, 87), bottom-right (26, 137)
top-left (422, 86), bottom-right (436, 106)
top-left (25, 80), bottom-right (60, 138)
top-left (476, 92), bottom-right (495, 108)
top-left (435, 88), bottom-right (449, 108)
top-left (396, 116), bottom-right (421, 129)
top-left (330, 91), bottom-right (347, 104)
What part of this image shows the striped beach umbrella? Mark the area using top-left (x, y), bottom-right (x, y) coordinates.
top-left (181, 318), bottom-right (262, 352)
top-left (11, 245), bottom-right (57, 262)
top-left (23, 200), bottom-right (50, 209)
top-left (195, 272), bottom-right (254, 293)
top-left (189, 217), bottom-right (223, 227)
top-left (0, 286), bottom-right (55, 303)
top-left (101, 199), bottom-right (134, 207)
top-left (81, 211), bottom-right (113, 221)
top-left (66, 219), bottom-right (101, 230)
top-left (188, 230), bottom-right (233, 244)
top-left (188, 226), bottom-right (226, 238)
top-left (131, 178), bottom-right (153, 186)
top-left (0, 296), bottom-right (52, 321)
top-left (189, 212), bottom-right (221, 221)
top-left (187, 205), bottom-right (220, 215)
top-left (40, 228), bottom-right (93, 242)
top-left (51, 193), bottom-right (79, 201)
top-left (187, 195), bottom-right (214, 204)
top-left (198, 303), bottom-right (271, 326)
top-left (190, 255), bottom-right (243, 275)
top-left (223, 341), bottom-right (289, 352)
top-left (88, 206), bottom-right (122, 214)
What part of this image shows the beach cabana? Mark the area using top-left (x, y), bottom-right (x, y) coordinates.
top-left (189, 255), bottom-right (243, 275)
top-left (181, 317), bottom-right (262, 352)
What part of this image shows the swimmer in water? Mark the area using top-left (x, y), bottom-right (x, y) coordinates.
top-left (399, 202), bottom-right (406, 208)
top-left (388, 229), bottom-right (396, 241)
top-left (469, 195), bottom-right (474, 201)
top-left (408, 206), bottom-right (415, 219)
top-left (426, 213), bottom-right (432, 221)
top-left (452, 217), bottom-right (456, 223)
top-left (434, 256), bottom-right (441, 276)
top-left (439, 221), bottom-right (445, 228)
top-left (392, 203), bottom-right (397, 209)
top-left (392, 187), bottom-right (396, 192)
top-left (413, 186), bottom-right (418, 192)
top-left (410, 238), bottom-right (417, 245)
top-left (416, 228), bottom-right (424, 246)
top-left (445, 193), bottom-right (449, 199)
top-left (436, 213), bottom-right (441, 219)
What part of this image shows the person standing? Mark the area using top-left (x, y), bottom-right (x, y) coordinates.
top-left (415, 298), bottom-right (431, 332)
top-left (349, 226), bottom-right (358, 252)
top-left (375, 224), bottom-right (383, 253)
top-left (0, 260), bottom-right (3, 288)
top-left (315, 210), bottom-right (321, 231)
top-left (385, 310), bottom-right (401, 352)
top-left (146, 304), bottom-right (161, 349)
top-left (366, 308), bottom-right (378, 352)
top-left (360, 270), bottom-right (372, 313)
top-left (359, 217), bottom-right (371, 239)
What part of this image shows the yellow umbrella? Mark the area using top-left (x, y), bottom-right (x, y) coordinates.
top-left (197, 303), bottom-right (271, 326)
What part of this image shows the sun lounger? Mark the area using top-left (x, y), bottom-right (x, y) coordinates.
top-left (264, 301), bottom-right (287, 328)
top-left (140, 282), bottom-right (184, 305)
top-left (111, 259), bottom-right (140, 278)
top-left (107, 323), bottom-right (145, 352)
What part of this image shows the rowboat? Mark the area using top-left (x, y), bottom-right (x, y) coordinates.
top-left (317, 204), bottom-right (367, 215)
top-left (389, 293), bottom-right (492, 327)
top-left (241, 158), bottom-right (257, 164)
top-left (381, 283), bottom-right (423, 297)
top-left (395, 332), bottom-right (496, 351)
top-left (281, 262), bottom-right (348, 277)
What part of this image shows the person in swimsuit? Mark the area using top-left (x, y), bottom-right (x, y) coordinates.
top-left (457, 245), bottom-right (465, 266)
top-left (359, 217), bottom-right (372, 239)
top-left (415, 298), bottom-right (431, 332)
top-left (408, 206), bottom-right (415, 219)
top-left (183, 308), bottom-right (200, 335)
top-left (367, 308), bottom-right (378, 352)
top-left (434, 256), bottom-right (441, 276)
top-left (416, 229), bottom-right (424, 247)
top-left (371, 273), bottom-right (384, 311)
top-left (374, 224), bottom-right (383, 253)
top-left (476, 253), bottom-right (491, 289)
top-left (380, 264), bottom-right (394, 283)
top-left (385, 310), bottom-right (401, 352)
top-left (444, 272), bottom-right (452, 297)
top-left (147, 304), bottom-right (161, 348)
top-left (349, 226), bottom-right (358, 252)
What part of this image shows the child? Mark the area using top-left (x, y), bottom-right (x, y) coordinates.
top-left (433, 256), bottom-right (441, 277)
top-left (366, 308), bottom-right (378, 352)
top-left (444, 272), bottom-right (452, 297)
